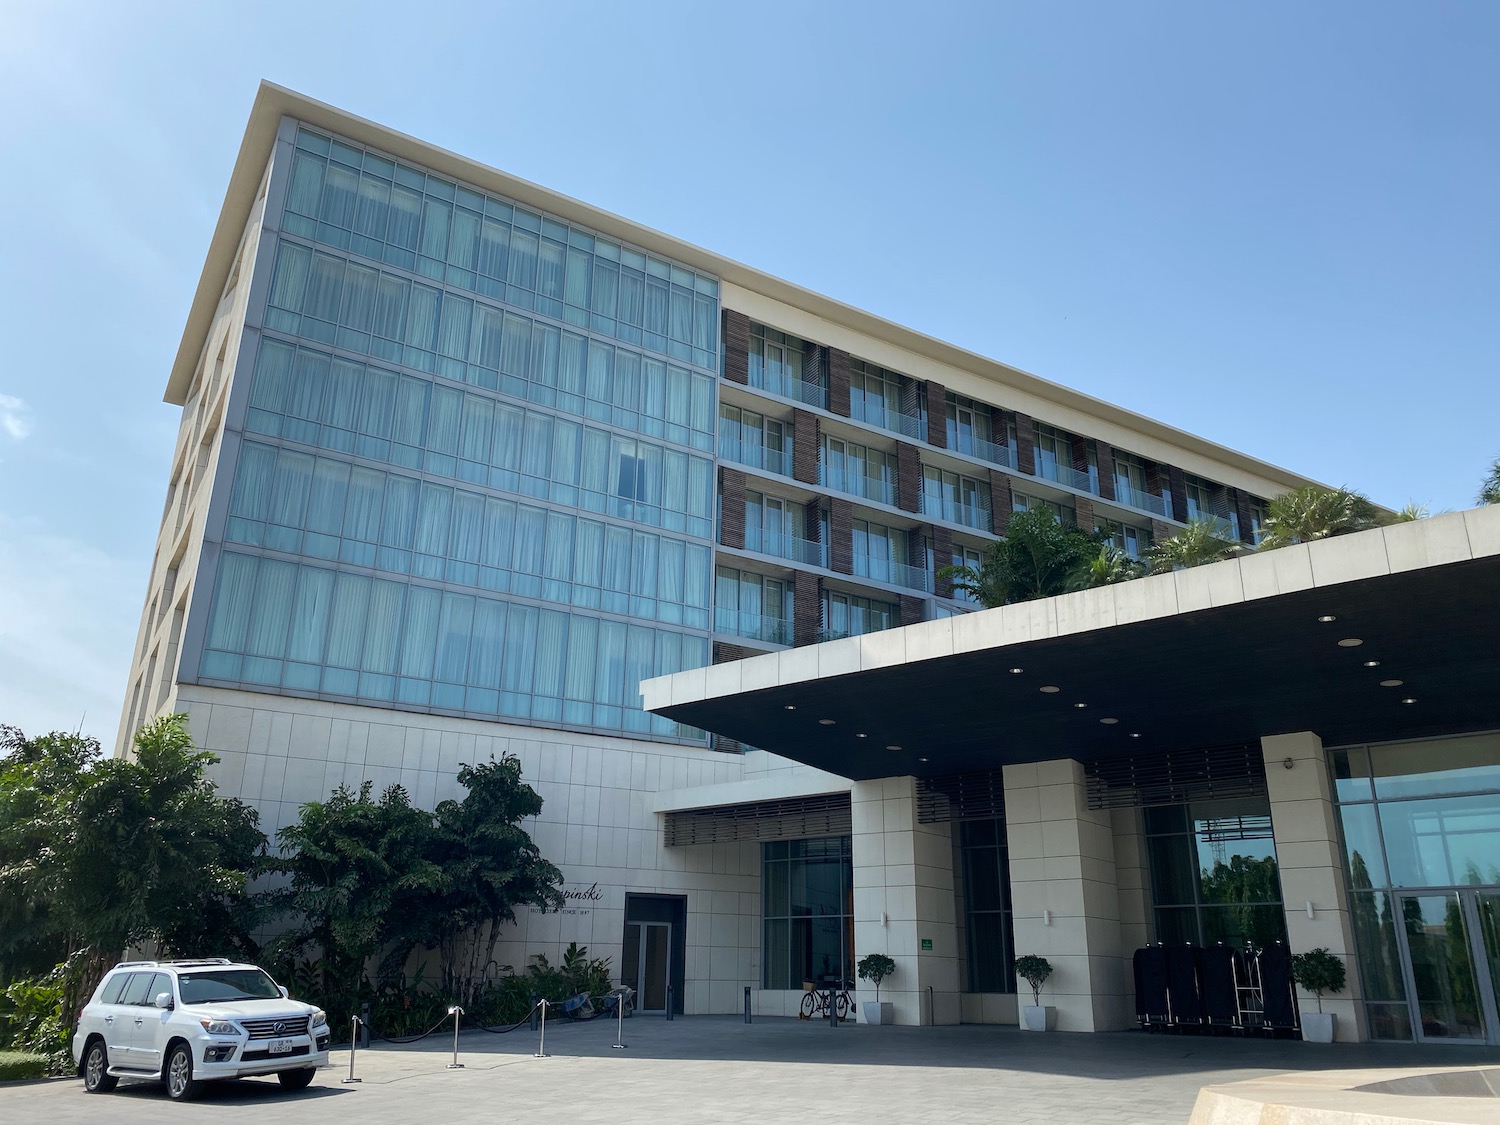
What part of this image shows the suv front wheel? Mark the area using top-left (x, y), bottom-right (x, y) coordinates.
top-left (82, 1039), bottom-right (118, 1093)
top-left (164, 1043), bottom-right (199, 1101)
top-left (278, 1067), bottom-right (316, 1090)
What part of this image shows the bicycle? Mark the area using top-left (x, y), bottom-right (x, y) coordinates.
top-left (798, 978), bottom-right (853, 1021)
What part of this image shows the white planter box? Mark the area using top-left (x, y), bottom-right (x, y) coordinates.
top-left (1021, 1005), bottom-right (1055, 1032)
top-left (1302, 1012), bottom-right (1336, 1043)
top-left (862, 1001), bottom-right (893, 1025)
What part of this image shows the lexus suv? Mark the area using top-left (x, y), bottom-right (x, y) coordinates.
top-left (72, 959), bottom-right (330, 1100)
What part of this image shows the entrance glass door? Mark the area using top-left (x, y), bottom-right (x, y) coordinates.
top-left (1397, 891), bottom-right (1500, 1043)
top-left (623, 922), bottom-right (671, 1014)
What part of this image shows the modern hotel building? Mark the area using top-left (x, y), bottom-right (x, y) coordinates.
top-left (120, 83), bottom-right (1500, 1043)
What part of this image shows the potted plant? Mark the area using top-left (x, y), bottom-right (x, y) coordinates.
top-left (857, 953), bottom-right (896, 1025)
top-left (1014, 955), bottom-right (1055, 1031)
top-left (1290, 948), bottom-right (1346, 1043)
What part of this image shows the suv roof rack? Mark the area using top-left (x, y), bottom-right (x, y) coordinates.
top-left (114, 960), bottom-right (158, 968)
top-left (159, 958), bottom-right (236, 967)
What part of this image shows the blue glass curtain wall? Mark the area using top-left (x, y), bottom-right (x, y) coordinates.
top-left (284, 126), bottom-right (719, 371)
top-left (264, 240), bottom-right (716, 454)
top-left (244, 339), bottom-right (715, 538)
top-left (199, 549), bottom-right (707, 739)
top-left (226, 440), bottom-right (712, 629)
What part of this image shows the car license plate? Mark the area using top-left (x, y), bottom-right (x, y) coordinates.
top-left (269, 1038), bottom-right (294, 1055)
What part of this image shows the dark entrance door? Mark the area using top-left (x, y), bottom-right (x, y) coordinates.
top-left (621, 894), bottom-right (686, 1015)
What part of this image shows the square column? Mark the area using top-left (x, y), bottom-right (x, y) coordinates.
top-left (851, 777), bottom-right (960, 1024)
top-left (1003, 759), bottom-right (1132, 1031)
top-left (1262, 731), bottom-right (1366, 1041)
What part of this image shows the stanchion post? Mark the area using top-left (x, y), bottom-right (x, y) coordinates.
top-left (534, 999), bottom-right (550, 1058)
top-left (666, 984), bottom-right (673, 1021)
top-left (446, 1005), bottom-right (465, 1069)
top-left (342, 1015), bottom-right (363, 1083)
top-left (828, 983), bottom-right (838, 1028)
top-left (611, 989), bottom-right (628, 1050)
top-left (744, 985), bottom-right (752, 1024)
top-left (530, 993), bottom-right (541, 1032)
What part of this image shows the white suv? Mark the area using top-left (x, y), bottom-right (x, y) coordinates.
top-left (72, 958), bottom-right (330, 1100)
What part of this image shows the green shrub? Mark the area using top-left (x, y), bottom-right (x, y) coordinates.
top-left (856, 953), bottom-right (896, 1001)
top-left (1013, 955), bottom-right (1053, 1007)
top-left (1289, 948), bottom-right (1346, 1014)
top-left (1, 971), bottom-right (70, 1070)
top-left (0, 1051), bottom-right (49, 1082)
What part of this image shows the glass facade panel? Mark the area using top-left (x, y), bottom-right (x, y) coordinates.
top-left (761, 837), bottom-right (853, 989)
top-left (1332, 731), bottom-right (1500, 1040)
top-left (1143, 795), bottom-right (1287, 950)
top-left (960, 818), bottom-right (1015, 993)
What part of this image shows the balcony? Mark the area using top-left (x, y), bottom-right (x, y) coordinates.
top-left (1197, 513), bottom-right (1240, 541)
top-left (719, 435), bottom-right (794, 478)
top-left (853, 555), bottom-right (933, 593)
top-left (1113, 482), bottom-right (1168, 517)
top-left (748, 371), bottom-right (828, 410)
top-left (921, 494), bottom-right (993, 533)
top-left (743, 527), bottom-right (828, 568)
top-left (851, 404), bottom-right (924, 441)
top-left (1035, 456), bottom-right (1097, 494)
top-left (714, 607), bottom-right (793, 646)
top-left (951, 433), bottom-right (1018, 471)
top-left (819, 465), bottom-right (897, 507)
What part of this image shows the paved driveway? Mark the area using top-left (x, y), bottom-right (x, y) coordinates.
top-left (7, 1017), bottom-right (1486, 1125)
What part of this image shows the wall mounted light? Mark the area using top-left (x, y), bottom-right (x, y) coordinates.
top-left (880, 911), bottom-right (888, 928)
top-left (1305, 901), bottom-right (1315, 919)
top-left (1283, 758), bottom-right (1295, 770)
top-left (1042, 910), bottom-right (1052, 927)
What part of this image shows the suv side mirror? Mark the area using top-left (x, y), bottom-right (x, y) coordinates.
top-left (279, 985), bottom-right (290, 999)
top-left (154, 992), bottom-right (174, 1010)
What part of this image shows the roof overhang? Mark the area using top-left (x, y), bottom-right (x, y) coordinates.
top-left (643, 508), bottom-right (1500, 780)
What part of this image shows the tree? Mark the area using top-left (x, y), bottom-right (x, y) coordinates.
top-left (416, 757), bottom-right (564, 1006)
top-left (271, 781), bottom-right (442, 1019)
top-left (937, 508), bottom-right (1109, 607)
top-left (1, 716), bottom-right (268, 1025)
top-left (1480, 459), bottom-right (1500, 506)
top-left (1071, 544), bottom-right (1145, 590)
top-left (1256, 485), bottom-right (1385, 551)
top-left (1145, 517), bottom-right (1239, 574)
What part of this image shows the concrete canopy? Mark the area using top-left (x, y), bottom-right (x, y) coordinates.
top-left (642, 508), bottom-right (1500, 781)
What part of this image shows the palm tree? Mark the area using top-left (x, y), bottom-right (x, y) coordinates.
top-left (1480, 460), bottom-right (1500, 506)
top-left (1393, 502), bottom-right (1428, 522)
top-left (937, 507), bottom-right (1107, 607)
top-left (1146, 517), bottom-right (1239, 574)
top-left (1068, 545), bottom-right (1144, 591)
top-left (1255, 485), bottom-right (1385, 551)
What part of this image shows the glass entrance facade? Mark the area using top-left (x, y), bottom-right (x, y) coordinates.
top-left (1332, 731), bottom-right (1500, 1041)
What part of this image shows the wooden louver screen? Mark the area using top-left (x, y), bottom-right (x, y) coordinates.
top-left (663, 792), bottom-right (852, 847)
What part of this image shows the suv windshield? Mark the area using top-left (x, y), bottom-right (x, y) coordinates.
top-left (176, 969), bottom-right (282, 1005)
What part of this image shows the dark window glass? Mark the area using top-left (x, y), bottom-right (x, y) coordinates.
top-left (761, 836), bottom-right (852, 989)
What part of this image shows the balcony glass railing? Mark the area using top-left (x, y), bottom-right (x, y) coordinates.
top-left (819, 465), bottom-right (897, 507)
top-left (817, 620), bottom-right (898, 644)
top-left (853, 555), bottom-right (933, 593)
top-left (749, 371), bottom-right (827, 410)
top-left (921, 495), bottom-right (993, 532)
top-left (851, 404), bottom-right (923, 440)
top-left (743, 527), bottom-right (828, 568)
top-left (714, 607), bottom-right (793, 646)
top-left (1035, 457), bottom-right (1097, 494)
top-left (951, 433), bottom-right (1018, 470)
top-left (718, 435), bottom-right (794, 477)
top-left (1113, 482), bottom-right (1168, 517)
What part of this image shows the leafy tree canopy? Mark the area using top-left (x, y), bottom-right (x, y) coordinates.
top-left (937, 508), bottom-right (1110, 608)
top-left (1480, 459), bottom-right (1500, 506)
top-left (1256, 485), bottom-right (1386, 551)
top-left (1146, 517), bottom-right (1240, 574)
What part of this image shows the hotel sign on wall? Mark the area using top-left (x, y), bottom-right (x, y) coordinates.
top-left (561, 882), bottom-right (604, 916)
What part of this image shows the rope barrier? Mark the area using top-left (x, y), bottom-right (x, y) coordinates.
top-left (374, 999), bottom-right (551, 1044)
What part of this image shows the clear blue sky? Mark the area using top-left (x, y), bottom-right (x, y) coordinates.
top-left (1, 1), bottom-right (1496, 743)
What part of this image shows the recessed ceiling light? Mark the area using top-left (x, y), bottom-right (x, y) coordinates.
top-left (1009, 668), bottom-right (1024, 674)
top-left (1337, 638), bottom-right (1364, 648)
top-left (818, 718), bottom-right (836, 726)
top-left (1362, 660), bottom-right (1380, 668)
top-left (1040, 686), bottom-right (1061, 694)
top-left (885, 744), bottom-right (902, 751)
top-left (1100, 717), bottom-right (1119, 725)
top-left (1318, 615), bottom-right (1337, 623)
top-left (1401, 697), bottom-right (1417, 705)
top-left (918, 756), bottom-right (929, 763)
top-left (1073, 702), bottom-right (1088, 709)
top-left (1129, 733), bottom-right (1142, 739)
top-left (1380, 679), bottom-right (1404, 688)
top-left (855, 732), bottom-right (868, 739)
top-left (783, 704), bottom-right (796, 711)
